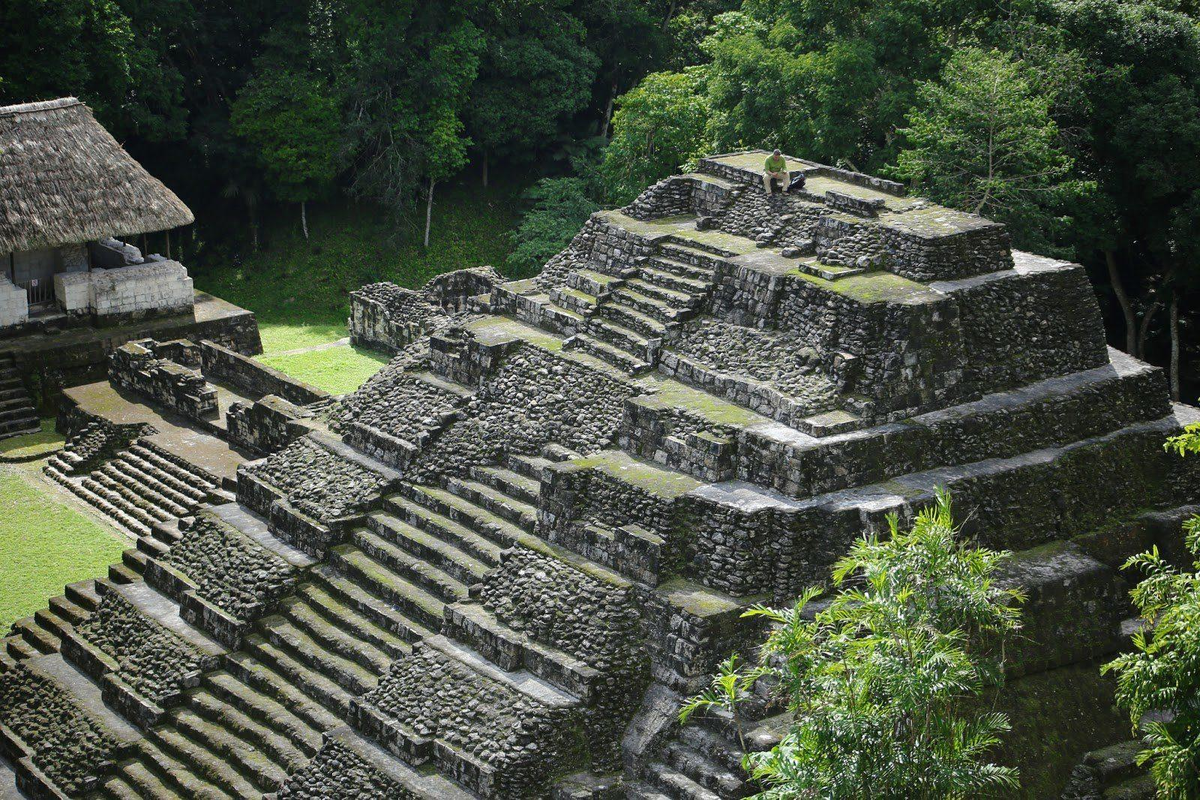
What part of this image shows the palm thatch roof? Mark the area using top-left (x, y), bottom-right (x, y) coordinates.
top-left (0, 97), bottom-right (194, 254)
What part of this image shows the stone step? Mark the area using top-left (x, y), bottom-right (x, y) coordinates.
top-left (48, 594), bottom-right (89, 626)
top-left (146, 722), bottom-right (262, 798)
top-left (89, 470), bottom-right (174, 524)
top-left (327, 545), bottom-right (446, 632)
top-left (57, 475), bottom-right (151, 538)
top-left (638, 265), bottom-right (710, 296)
top-left (643, 761), bottom-right (722, 800)
top-left (278, 593), bottom-right (395, 674)
top-left (307, 565), bottom-right (432, 646)
top-left (624, 782), bottom-right (674, 800)
top-left (587, 317), bottom-right (654, 360)
top-left (241, 633), bottom-right (356, 720)
top-left (384, 494), bottom-right (506, 566)
top-left (11, 616), bottom-right (57, 654)
top-left (677, 723), bottom-right (744, 775)
top-left (202, 669), bottom-right (324, 757)
top-left (130, 443), bottom-right (217, 494)
top-left (365, 512), bottom-right (491, 589)
top-left (571, 333), bottom-right (653, 375)
top-left (444, 476), bottom-right (538, 529)
top-left (296, 578), bottom-right (413, 660)
top-left (4, 635), bottom-right (37, 661)
top-left (122, 546), bottom-right (150, 576)
top-left (111, 747), bottom-right (234, 800)
top-left (396, 484), bottom-right (523, 554)
top-left (617, 281), bottom-right (698, 314)
top-left (107, 455), bottom-right (200, 512)
top-left (350, 527), bottom-right (470, 603)
top-left (66, 579), bottom-right (101, 611)
top-left (444, 603), bottom-right (600, 701)
top-left (257, 615), bottom-right (380, 697)
top-left (102, 463), bottom-right (189, 518)
top-left (188, 689), bottom-right (310, 775)
top-left (223, 649), bottom-right (344, 734)
top-left (661, 740), bottom-right (751, 798)
top-left (79, 474), bottom-right (161, 533)
top-left (648, 252), bottom-right (716, 281)
top-left (549, 286), bottom-right (600, 316)
top-left (0, 413), bottom-right (39, 436)
top-left (567, 268), bottom-right (624, 296)
top-left (659, 241), bottom-right (726, 266)
top-left (0, 387), bottom-right (28, 403)
top-left (31, 607), bottom-right (72, 648)
top-left (470, 464), bottom-right (541, 506)
top-left (599, 300), bottom-right (670, 340)
top-left (506, 452), bottom-right (555, 481)
top-left (171, 705), bottom-right (291, 792)
top-left (108, 561), bottom-right (141, 584)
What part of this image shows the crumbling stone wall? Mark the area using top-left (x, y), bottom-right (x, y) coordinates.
top-left (200, 340), bottom-right (328, 406)
top-left (109, 339), bottom-right (217, 420)
top-left (75, 592), bottom-right (207, 704)
top-left (949, 259), bottom-right (1109, 395)
top-left (415, 344), bottom-right (635, 479)
top-left (226, 395), bottom-right (314, 454)
top-left (350, 283), bottom-right (450, 353)
top-left (242, 436), bottom-right (392, 522)
top-left (358, 645), bottom-right (585, 797)
top-left (623, 176), bottom-right (695, 220)
top-left (0, 662), bottom-right (119, 795)
top-left (476, 547), bottom-right (649, 767)
top-left (161, 513), bottom-right (299, 621)
top-left (277, 740), bottom-right (419, 800)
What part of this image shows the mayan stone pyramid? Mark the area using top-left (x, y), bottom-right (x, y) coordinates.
top-left (2, 150), bottom-right (1196, 799)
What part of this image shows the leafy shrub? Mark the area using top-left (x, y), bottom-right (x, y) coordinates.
top-left (506, 178), bottom-right (600, 277)
top-left (683, 491), bottom-right (1024, 798)
top-left (1102, 428), bottom-right (1200, 797)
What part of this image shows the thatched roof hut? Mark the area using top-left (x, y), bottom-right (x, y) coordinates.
top-left (0, 97), bottom-right (194, 254)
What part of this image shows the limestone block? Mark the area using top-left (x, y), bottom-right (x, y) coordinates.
top-left (0, 275), bottom-right (28, 327)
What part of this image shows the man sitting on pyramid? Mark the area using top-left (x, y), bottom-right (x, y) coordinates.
top-left (763, 149), bottom-right (790, 193)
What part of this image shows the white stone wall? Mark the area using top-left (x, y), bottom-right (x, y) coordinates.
top-left (0, 275), bottom-right (29, 328)
top-left (55, 260), bottom-right (194, 320)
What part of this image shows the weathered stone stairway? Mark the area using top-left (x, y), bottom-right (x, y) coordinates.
top-left (46, 440), bottom-right (219, 539)
top-left (0, 351), bottom-right (39, 440)
top-left (81, 448), bottom-right (579, 800)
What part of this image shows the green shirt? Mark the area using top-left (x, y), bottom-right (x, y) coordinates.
top-left (765, 155), bottom-right (787, 173)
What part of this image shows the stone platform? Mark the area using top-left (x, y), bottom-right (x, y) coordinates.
top-left (0, 291), bottom-right (261, 406)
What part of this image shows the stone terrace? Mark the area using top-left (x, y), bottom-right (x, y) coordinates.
top-left (0, 150), bottom-right (1196, 799)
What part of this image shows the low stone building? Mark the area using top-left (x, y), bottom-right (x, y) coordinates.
top-left (0, 98), bottom-right (260, 433)
top-left (0, 97), bottom-right (197, 330)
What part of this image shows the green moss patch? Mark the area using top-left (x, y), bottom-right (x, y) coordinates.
top-left (787, 268), bottom-right (939, 304)
top-left (0, 469), bottom-right (126, 633)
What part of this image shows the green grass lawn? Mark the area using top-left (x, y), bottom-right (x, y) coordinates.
top-left (192, 175), bottom-right (529, 343)
top-left (0, 419), bottom-right (64, 462)
top-left (258, 345), bottom-right (391, 395)
top-left (0, 467), bottom-right (126, 633)
top-left (191, 175), bottom-right (530, 389)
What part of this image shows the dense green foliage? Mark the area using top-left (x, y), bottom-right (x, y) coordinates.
top-left (601, 68), bottom-right (712, 204)
top-left (683, 492), bottom-right (1024, 798)
top-left (1102, 431), bottom-right (1200, 796)
top-left (506, 179), bottom-right (601, 275)
top-left (5, 0), bottom-right (1200, 392)
top-left (891, 47), bottom-right (1085, 252)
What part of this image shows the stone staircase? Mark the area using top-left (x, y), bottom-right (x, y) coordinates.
top-left (630, 708), bottom-right (788, 800)
top-left (555, 239), bottom-right (720, 376)
top-left (4, 579), bottom-right (101, 661)
top-left (0, 351), bottom-right (39, 440)
top-left (46, 440), bottom-right (219, 538)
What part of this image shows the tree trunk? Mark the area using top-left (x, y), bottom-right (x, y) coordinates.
top-left (1170, 294), bottom-right (1181, 401)
top-left (662, 0), bottom-right (677, 31)
top-left (301, 201), bottom-right (309, 241)
top-left (1138, 300), bottom-right (1161, 360)
top-left (600, 78), bottom-right (618, 140)
top-left (1105, 250), bottom-right (1137, 354)
top-left (165, 230), bottom-right (171, 260)
top-left (482, 151), bottom-right (489, 188)
top-left (424, 178), bottom-right (436, 249)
